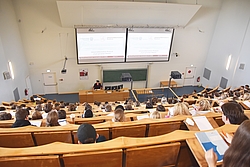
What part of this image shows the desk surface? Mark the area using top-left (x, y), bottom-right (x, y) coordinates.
top-left (160, 80), bottom-right (177, 87)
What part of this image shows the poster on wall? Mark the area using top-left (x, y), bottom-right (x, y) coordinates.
top-left (79, 69), bottom-right (88, 80)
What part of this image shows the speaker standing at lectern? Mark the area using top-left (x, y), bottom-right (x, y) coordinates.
top-left (93, 80), bottom-right (103, 90)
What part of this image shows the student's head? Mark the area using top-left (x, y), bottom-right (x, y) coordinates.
top-left (113, 108), bottom-right (125, 122)
top-left (115, 105), bottom-right (125, 111)
top-left (32, 111), bottom-right (42, 120)
top-left (44, 103), bottom-right (53, 113)
top-left (68, 103), bottom-right (77, 111)
top-left (156, 105), bottom-right (165, 112)
top-left (134, 101), bottom-right (141, 107)
top-left (150, 111), bottom-right (161, 119)
top-left (0, 112), bottom-right (12, 120)
top-left (77, 123), bottom-right (97, 144)
top-left (15, 109), bottom-right (29, 120)
top-left (161, 97), bottom-right (167, 104)
top-left (172, 103), bottom-right (190, 116)
top-left (105, 104), bottom-right (112, 112)
top-left (198, 99), bottom-right (211, 111)
top-left (0, 106), bottom-right (6, 111)
top-left (223, 120), bottom-right (250, 167)
top-left (85, 104), bottom-right (92, 111)
top-left (221, 102), bottom-right (248, 125)
top-left (151, 97), bottom-right (158, 105)
top-left (54, 103), bottom-right (60, 111)
top-left (59, 101), bottom-right (65, 108)
top-left (84, 109), bottom-right (93, 118)
top-left (58, 109), bottom-right (66, 119)
top-left (125, 103), bottom-right (133, 110)
top-left (46, 111), bottom-right (59, 127)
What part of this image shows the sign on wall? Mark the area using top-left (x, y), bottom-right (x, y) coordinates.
top-left (79, 68), bottom-right (88, 80)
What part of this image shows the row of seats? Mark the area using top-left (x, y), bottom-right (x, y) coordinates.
top-left (0, 124), bottom-right (238, 167)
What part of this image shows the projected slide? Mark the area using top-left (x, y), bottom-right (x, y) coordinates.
top-left (126, 28), bottom-right (174, 62)
top-left (76, 28), bottom-right (126, 64)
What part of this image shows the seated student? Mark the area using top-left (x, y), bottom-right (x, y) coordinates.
top-left (150, 110), bottom-right (161, 119)
top-left (46, 110), bottom-right (60, 127)
top-left (68, 103), bottom-right (77, 111)
top-left (105, 104), bottom-right (112, 112)
top-left (44, 101), bottom-right (53, 113)
top-left (0, 112), bottom-right (12, 120)
top-left (205, 120), bottom-right (250, 167)
top-left (83, 109), bottom-right (93, 118)
top-left (112, 108), bottom-right (126, 122)
top-left (54, 103), bottom-right (60, 111)
top-left (35, 102), bottom-right (43, 111)
top-left (125, 103), bottom-right (134, 110)
top-left (134, 101), bottom-right (141, 107)
top-left (156, 105), bottom-right (166, 112)
top-left (197, 99), bottom-right (211, 111)
top-left (59, 101), bottom-right (65, 108)
top-left (58, 109), bottom-right (66, 119)
top-left (161, 97), bottom-right (168, 105)
top-left (151, 97), bottom-right (158, 105)
top-left (12, 109), bottom-right (31, 128)
top-left (115, 105), bottom-right (125, 111)
top-left (0, 106), bottom-right (6, 111)
top-left (169, 102), bottom-right (191, 117)
top-left (77, 123), bottom-right (106, 144)
top-left (92, 80), bottom-right (103, 90)
top-left (221, 102), bottom-right (249, 125)
top-left (32, 110), bottom-right (43, 120)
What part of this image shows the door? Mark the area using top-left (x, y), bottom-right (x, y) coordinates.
top-left (42, 73), bottom-right (58, 94)
top-left (183, 67), bottom-right (196, 86)
top-left (25, 76), bottom-right (33, 99)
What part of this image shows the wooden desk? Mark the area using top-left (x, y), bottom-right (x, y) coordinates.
top-left (160, 80), bottom-right (177, 87)
top-left (79, 90), bottom-right (130, 103)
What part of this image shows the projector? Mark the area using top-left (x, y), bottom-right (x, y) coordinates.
top-left (61, 69), bottom-right (67, 74)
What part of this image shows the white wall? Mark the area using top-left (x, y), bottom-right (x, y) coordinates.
top-left (0, 0), bottom-right (30, 102)
top-left (9, 0), bottom-right (223, 95)
top-left (202, 0), bottom-right (250, 89)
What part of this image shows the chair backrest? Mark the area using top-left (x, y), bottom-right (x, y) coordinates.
top-left (72, 128), bottom-right (110, 143)
top-left (74, 119), bottom-right (105, 125)
top-left (33, 131), bottom-right (73, 145)
top-left (147, 122), bottom-right (181, 137)
top-left (63, 149), bottom-right (123, 167)
top-left (111, 125), bottom-right (147, 139)
top-left (125, 142), bottom-right (181, 167)
top-left (0, 155), bottom-right (60, 167)
top-left (0, 133), bottom-right (35, 148)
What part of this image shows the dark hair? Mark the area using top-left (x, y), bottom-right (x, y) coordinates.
top-left (105, 104), bottom-right (112, 112)
top-left (32, 111), bottom-right (42, 120)
top-left (54, 103), bottom-right (60, 110)
top-left (156, 105), bottom-right (166, 112)
top-left (35, 104), bottom-right (43, 111)
top-left (223, 120), bottom-right (250, 167)
top-left (77, 123), bottom-right (96, 144)
top-left (46, 111), bottom-right (60, 127)
top-left (146, 102), bottom-right (153, 109)
top-left (59, 101), bottom-right (65, 108)
top-left (44, 103), bottom-right (53, 113)
top-left (0, 112), bottom-right (12, 120)
top-left (58, 110), bottom-right (66, 119)
top-left (221, 102), bottom-right (248, 124)
top-left (151, 97), bottom-right (158, 105)
top-left (0, 107), bottom-right (6, 111)
top-left (134, 101), bottom-right (140, 107)
top-left (125, 103), bottom-right (133, 110)
top-left (84, 109), bottom-right (93, 118)
top-left (115, 105), bottom-right (125, 111)
top-left (15, 109), bottom-right (29, 120)
top-left (85, 104), bottom-right (92, 111)
top-left (68, 103), bottom-right (77, 111)
top-left (94, 101), bottom-right (101, 106)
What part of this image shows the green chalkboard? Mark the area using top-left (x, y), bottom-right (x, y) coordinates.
top-left (103, 69), bottom-right (147, 82)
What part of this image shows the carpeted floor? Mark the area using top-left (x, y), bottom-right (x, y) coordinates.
top-left (42, 86), bottom-right (205, 103)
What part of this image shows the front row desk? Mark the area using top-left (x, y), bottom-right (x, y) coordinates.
top-left (79, 89), bottom-right (130, 103)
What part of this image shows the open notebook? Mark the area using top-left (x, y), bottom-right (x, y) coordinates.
top-left (195, 130), bottom-right (228, 162)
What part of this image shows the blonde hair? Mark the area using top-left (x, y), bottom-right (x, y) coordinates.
top-left (46, 110), bottom-right (60, 127)
top-left (150, 111), bottom-right (161, 119)
top-left (198, 99), bottom-right (211, 111)
top-left (113, 108), bottom-right (126, 122)
top-left (172, 103), bottom-right (190, 116)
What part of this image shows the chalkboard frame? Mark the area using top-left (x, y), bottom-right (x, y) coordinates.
top-left (103, 69), bottom-right (147, 82)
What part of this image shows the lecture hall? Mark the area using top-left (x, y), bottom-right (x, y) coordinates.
top-left (0, 0), bottom-right (250, 167)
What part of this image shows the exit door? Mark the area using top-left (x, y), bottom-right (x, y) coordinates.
top-left (42, 73), bottom-right (58, 94)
